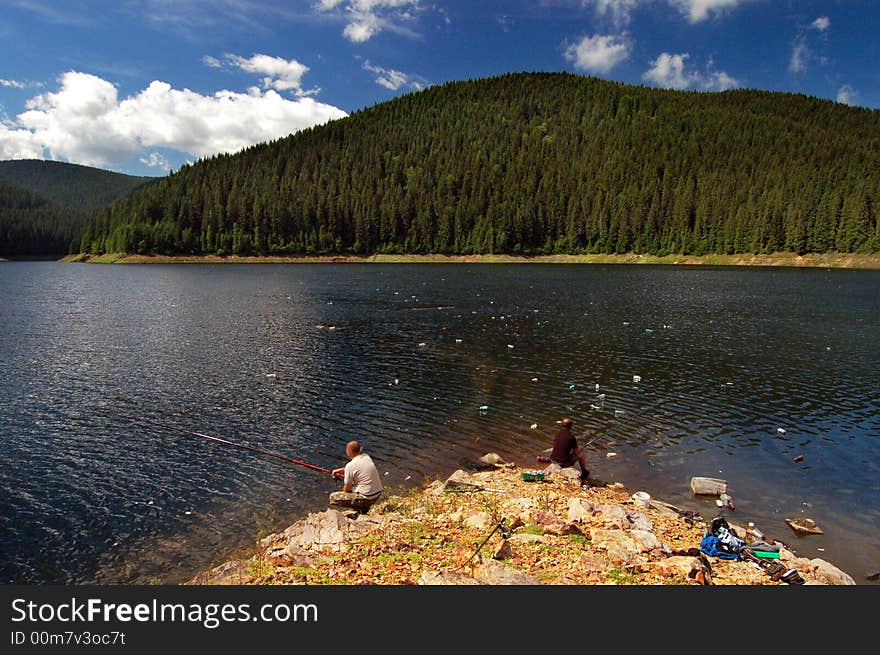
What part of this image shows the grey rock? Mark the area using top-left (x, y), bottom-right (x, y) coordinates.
top-left (474, 559), bottom-right (542, 585)
top-left (590, 529), bottom-right (646, 563)
top-left (567, 497), bottom-right (597, 522)
top-left (443, 469), bottom-right (483, 493)
top-left (419, 570), bottom-right (481, 585)
top-left (630, 529), bottom-right (661, 552)
top-left (509, 533), bottom-right (546, 544)
top-left (809, 558), bottom-right (855, 585)
top-left (480, 452), bottom-right (506, 465)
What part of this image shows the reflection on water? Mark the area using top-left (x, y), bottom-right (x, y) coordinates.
top-left (0, 262), bottom-right (878, 584)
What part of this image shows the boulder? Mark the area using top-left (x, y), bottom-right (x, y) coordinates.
top-left (480, 452), bottom-right (506, 465)
top-left (443, 469), bottom-right (483, 493)
top-left (509, 533), bottom-right (546, 544)
top-left (263, 544), bottom-right (316, 569)
top-left (264, 509), bottom-right (352, 553)
top-left (590, 529), bottom-right (646, 563)
top-left (464, 511), bottom-right (493, 530)
top-left (630, 529), bottom-right (661, 552)
top-left (579, 552), bottom-right (611, 572)
top-left (648, 556), bottom-right (712, 584)
top-left (474, 560), bottom-right (542, 585)
top-left (568, 498), bottom-right (597, 522)
top-left (690, 477), bottom-right (727, 496)
top-left (492, 538), bottom-right (513, 560)
top-left (419, 570), bottom-right (481, 585)
top-left (593, 505), bottom-right (653, 532)
top-left (648, 499), bottom-right (682, 519)
top-left (808, 559), bottom-right (856, 585)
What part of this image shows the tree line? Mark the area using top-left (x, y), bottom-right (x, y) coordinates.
top-left (72, 72), bottom-right (880, 256)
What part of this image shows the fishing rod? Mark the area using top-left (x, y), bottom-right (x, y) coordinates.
top-left (97, 409), bottom-right (334, 476)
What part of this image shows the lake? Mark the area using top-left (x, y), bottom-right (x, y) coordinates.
top-left (1, 262), bottom-right (877, 584)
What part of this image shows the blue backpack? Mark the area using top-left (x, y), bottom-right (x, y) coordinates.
top-left (700, 534), bottom-right (743, 560)
top-left (699, 516), bottom-right (745, 561)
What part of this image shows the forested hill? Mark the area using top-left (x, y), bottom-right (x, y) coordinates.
top-left (0, 160), bottom-right (155, 256)
top-left (80, 72), bottom-right (879, 257)
top-left (0, 178), bottom-right (84, 257)
top-left (0, 160), bottom-right (154, 215)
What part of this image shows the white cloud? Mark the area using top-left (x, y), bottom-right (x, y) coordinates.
top-left (223, 54), bottom-right (311, 94)
top-left (140, 152), bottom-right (172, 172)
top-left (643, 52), bottom-right (739, 90)
top-left (669, 0), bottom-right (746, 23)
top-left (789, 37), bottom-right (809, 74)
top-left (362, 61), bottom-right (427, 91)
top-left (581, 1), bottom-right (642, 28)
top-left (643, 53), bottom-right (695, 89)
top-left (1, 79), bottom-right (27, 89)
top-left (564, 34), bottom-right (630, 73)
top-left (836, 85), bottom-right (858, 106)
top-left (0, 118), bottom-right (44, 159)
top-left (201, 55), bottom-right (223, 68)
top-left (314, 0), bottom-right (420, 43)
top-left (811, 16), bottom-right (830, 31)
top-left (0, 70), bottom-right (347, 167)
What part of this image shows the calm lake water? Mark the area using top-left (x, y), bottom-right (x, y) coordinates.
top-left (1, 262), bottom-right (878, 584)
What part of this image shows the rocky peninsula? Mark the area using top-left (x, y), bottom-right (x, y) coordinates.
top-left (188, 456), bottom-right (856, 586)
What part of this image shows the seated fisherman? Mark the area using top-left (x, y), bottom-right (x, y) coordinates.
top-left (329, 440), bottom-right (383, 512)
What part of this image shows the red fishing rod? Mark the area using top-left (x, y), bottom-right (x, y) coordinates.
top-left (100, 409), bottom-right (334, 475)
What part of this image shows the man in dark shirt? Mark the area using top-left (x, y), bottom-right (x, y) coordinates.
top-left (551, 418), bottom-right (590, 485)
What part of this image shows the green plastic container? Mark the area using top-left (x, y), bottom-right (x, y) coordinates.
top-left (521, 472), bottom-right (545, 482)
top-left (753, 550), bottom-right (781, 559)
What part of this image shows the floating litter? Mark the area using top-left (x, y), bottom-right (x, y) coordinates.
top-left (507, 344), bottom-right (514, 349)
top-left (404, 475), bottom-right (412, 481)
top-left (418, 342), bottom-right (427, 347)
top-left (477, 405), bottom-right (489, 412)
top-left (569, 384), bottom-right (576, 390)
top-left (623, 321), bottom-right (630, 326)
top-left (645, 328), bottom-right (653, 333)
top-left (185, 511), bottom-right (192, 515)
top-left (606, 452), bottom-right (617, 459)
top-left (394, 379), bottom-right (399, 385)
top-left (455, 338), bottom-right (463, 343)
top-left (530, 423), bottom-right (538, 430)
top-left (384, 472), bottom-right (389, 476)
top-left (595, 383), bottom-right (600, 391)
top-left (531, 377), bottom-right (538, 382)
top-left (266, 373), bottom-right (276, 378)
top-left (597, 393), bottom-right (605, 400)
top-left (715, 499), bottom-right (724, 507)
top-left (777, 427), bottom-right (786, 434)
top-left (632, 375), bottom-right (641, 383)
top-left (614, 410), bottom-right (625, 416)
top-left (590, 404), bottom-right (600, 410)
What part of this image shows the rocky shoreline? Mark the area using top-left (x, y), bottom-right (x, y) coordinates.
top-left (61, 251), bottom-right (880, 269)
top-left (188, 456), bottom-right (856, 586)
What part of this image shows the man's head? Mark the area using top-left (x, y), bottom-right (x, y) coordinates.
top-left (561, 418), bottom-right (573, 428)
top-left (346, 440), bottom-right (361, 458)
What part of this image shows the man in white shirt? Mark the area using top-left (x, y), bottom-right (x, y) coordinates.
top-left (329, 440), bottom-right (383, 513)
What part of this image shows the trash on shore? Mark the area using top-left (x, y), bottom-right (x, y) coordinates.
top-left (785, 517), bottom-right (823, 535)
top-left (690, 476), bottom-right (728, 496)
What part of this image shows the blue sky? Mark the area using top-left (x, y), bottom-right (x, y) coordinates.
top-left (1, 1), bottom-right (877, 176)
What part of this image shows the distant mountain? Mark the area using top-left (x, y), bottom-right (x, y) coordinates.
top-left (80, 72), bottom-right (879, 257)
top-left (0, 160), bottom-right (157, 256)
top-left (0, 178), bottom-right (83, 257)
top-left (0, 159), bottom-right (154, 215)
